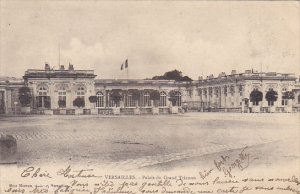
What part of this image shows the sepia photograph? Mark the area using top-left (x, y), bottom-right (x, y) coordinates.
top-left (0, 1), bottom-right (299, 194)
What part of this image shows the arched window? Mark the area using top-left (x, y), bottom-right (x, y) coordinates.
top-left (143, 92), bottom-right (151, 107)
top-left (175, 91), bottom-right (182, 106)
top-left (96, 92), bottom-right (104, 108)
top-left (159, 91), bottom-right (167, 107)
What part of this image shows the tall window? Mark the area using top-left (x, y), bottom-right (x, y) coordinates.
top-left (203, 88), bottom-right (207, 99)
top-left (188, 90), bottom-right (192, 98)
top-left (143, 92), bottom-right (151, 107)
top-left (224, 86), bottom-right (227, 96)
top-left (77, 87), bottom-right (85, 99)
top-left (126, 93), bottom-right (135, 107)
top-left (58, 87), bottom-right (66, 108)
top-left (282, 87), bottom-right (288, 106)
top-left (198, 89), bottom-right (202, 96)
top-left (298, 95), bottom-right (300, 104)
top-left (214, 88), bottom-right (219, 97)
top-left (208, 87), bottom-right (213, 98)
top-left (281, 99), bottom-right (288, 106)
top-left (159, 91), bottom-right (167, 107)
top-left (96, 92), bottom-right (104, 108)
top-left (268, 101), bottom-right (274, 106)
top-left (108, 92), bottom-right (121, 107)
top-left (229, 86), bottom-right (235, 96)
top-left (175, 91), bottom-right (182, 106)
top-left (37, 86), bottom-right (48, 108)
top-left (239, 85), bottom-right (243, 96)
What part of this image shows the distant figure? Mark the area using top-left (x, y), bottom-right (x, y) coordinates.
top-left (182, 104), bottom-right (188, 113)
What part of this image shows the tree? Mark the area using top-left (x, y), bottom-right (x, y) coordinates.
top-left (250, 89), bottom-right (263, 105)
top-left (73, 97), bottom-right (85, 108)
top-left (128, 89), bottom-right (141, 101)
top-left (58, 99), bottom-right (66, 108)
top-left (150, 90), bottom-right (160, 107)
top-left (150, 90), bottom-right (160, 100)
top-left (89, 96), bottom-right (97, 108)
top-left (152, 70), bottom-right (193, 81)
top-left (168, 90), bottom-right (178, 106)
top-left (265, 89), bottom-right (278, 106)
top-left (109, 89), bottom-right (122, 107)
top-left (282, 91), bottom-right (294, 100)
top-left (18, 87), bottom-right (32, 107)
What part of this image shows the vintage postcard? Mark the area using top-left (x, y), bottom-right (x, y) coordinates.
top-left (0, 1), bottom-right (299, 194)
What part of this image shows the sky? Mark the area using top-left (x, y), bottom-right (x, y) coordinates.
top-left (0, 1), bottom-right (299, 79)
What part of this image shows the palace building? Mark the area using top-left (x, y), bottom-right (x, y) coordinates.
top-left (0, 64), bottom-right (299, 115)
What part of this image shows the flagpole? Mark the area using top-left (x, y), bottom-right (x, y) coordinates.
top-left (126, 57), bottom-right (129, 80)
top-left (58, 44), bottom-right (61, 69)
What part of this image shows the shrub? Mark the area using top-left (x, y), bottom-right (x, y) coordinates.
top-left (282, 91), bottom-right (294, 100)
top-left (18, 87), bottom-right (32, 107)
top-left (109, 90), bottom-right (122, 106)
top-left (73, 97), bottom-right (85, 108)
top-left (58, 99), bottom-right (66, 108)
top-left (265, 89), bottom-right (278, 102)
top-left (89, 96), bottom-right (97, 103)
top-left (129, 89), bottom-right (141, 101)
top-left (250, 89), bottom-right (263, 103)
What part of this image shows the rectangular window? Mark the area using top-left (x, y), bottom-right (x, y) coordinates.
top-left (268, 101), bottom-right (274, 106)
top-left (281, 99), bottom-right (288, 106)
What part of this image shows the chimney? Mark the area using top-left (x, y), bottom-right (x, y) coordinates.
top-left (231, 70), bottom-right (237, 75)
top-left (219, 72), bottom-right (226, 77)
top-left (198, 76), bottom-right (203, 80)
top-left (69, 64), bottom-right (74, 70)
top-left (60, 65), bottom-right (65, 70)
top-left (45, 63), bottom-right (50, 70)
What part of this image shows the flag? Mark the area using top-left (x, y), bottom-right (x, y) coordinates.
top-left (125, 59), bottom-right (128, 68)
top-left (120, 63), bottom-right (123, 70)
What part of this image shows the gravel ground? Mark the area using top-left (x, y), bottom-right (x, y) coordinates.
top-left (0, 113), bottom-right (299, 171)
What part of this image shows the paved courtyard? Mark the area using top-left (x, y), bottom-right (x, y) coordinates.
top-left (0, 113), bottom-right (299, 171)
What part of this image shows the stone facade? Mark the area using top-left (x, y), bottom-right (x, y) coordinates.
top-left (185, 70), bottom-right (299, 113)
top-left (0, 65), bottom-right (299, 114)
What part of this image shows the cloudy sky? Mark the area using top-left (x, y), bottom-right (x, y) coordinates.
top-left (0, 1), bottom-right (299, 79)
